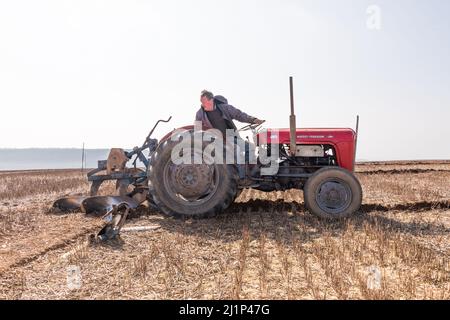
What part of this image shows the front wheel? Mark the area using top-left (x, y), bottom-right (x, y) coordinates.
top-left (304, 167), bottom-right (362, 220)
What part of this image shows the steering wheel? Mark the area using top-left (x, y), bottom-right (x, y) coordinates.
top-left (238, 121), bottom-right (265, 132)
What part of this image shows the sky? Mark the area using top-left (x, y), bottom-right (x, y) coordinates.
top-left (0, 0), bottom-right (449, 161)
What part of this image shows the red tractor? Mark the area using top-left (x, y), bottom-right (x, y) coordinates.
top-left (146, 77), bottom-right (362, 220)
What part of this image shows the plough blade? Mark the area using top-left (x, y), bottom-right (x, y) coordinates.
top-left (52, 196), bottom-right (89, 213)
top-left (96, 203), bottom-right (131, 241)
top-left (52, 195), bottom-right (140, 215)
top-left (81, 196), bottom-right (139, 215)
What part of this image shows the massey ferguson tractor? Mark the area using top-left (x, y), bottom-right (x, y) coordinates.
top-left (54, 77), bottom-right (362, 237)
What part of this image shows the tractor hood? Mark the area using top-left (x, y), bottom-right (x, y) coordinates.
top-left (257, 128), bottom-right (356, 145)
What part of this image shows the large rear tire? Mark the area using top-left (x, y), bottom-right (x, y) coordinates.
top-left (148, 132), bottom-right (239, 219)
top-left (304, 167), bottom-right (362, 220)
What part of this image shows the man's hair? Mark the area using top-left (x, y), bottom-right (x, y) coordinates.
top-left (200, 90), bottom-right (214, 101)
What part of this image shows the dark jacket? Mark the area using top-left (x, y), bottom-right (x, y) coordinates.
top-left (195, 95), bottom-right (257, 130)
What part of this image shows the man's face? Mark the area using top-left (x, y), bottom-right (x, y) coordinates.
top-left (201, 96), bottom-right (214, 111)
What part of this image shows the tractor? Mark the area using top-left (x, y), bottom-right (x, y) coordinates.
top-left (57, 77), bottom-right (362, 225)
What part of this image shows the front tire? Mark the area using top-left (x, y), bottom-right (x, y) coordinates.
top-left (304, 167), bottom-right (362, 220)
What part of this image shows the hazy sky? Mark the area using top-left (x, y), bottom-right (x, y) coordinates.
top-left (0, 0), bottom-right (449, 161)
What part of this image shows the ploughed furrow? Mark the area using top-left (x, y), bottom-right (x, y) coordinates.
top-left (357, 161), bottom-right (450, 166)
top-left (230, 199), bottom-right (450, 214)
top-left (361, 201), bottom-right (449, 212)
top-left (0, 224), bottom-right (102, 273)
top-left (357, 169), bottom-right (450, 175)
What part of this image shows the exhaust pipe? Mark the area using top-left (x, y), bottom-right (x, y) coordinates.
top-left (353, 115), bottom-right (360, 172)
top-left (289, 76), bottom-right (297, 156)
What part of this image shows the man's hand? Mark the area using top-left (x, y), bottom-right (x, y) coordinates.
top-left (252, 119), bottom-right (265, 125)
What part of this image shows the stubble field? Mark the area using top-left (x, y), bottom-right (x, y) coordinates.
top-left (0, 161), bottom-right (449, 300)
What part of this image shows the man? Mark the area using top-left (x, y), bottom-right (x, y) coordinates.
top-left (195, 90), bottom-right (265, 138)
top-left (195, 90), bottom-right (264, 165)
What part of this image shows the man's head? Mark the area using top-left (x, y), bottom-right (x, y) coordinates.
top-left (200, 90), bottom-right (215, 111)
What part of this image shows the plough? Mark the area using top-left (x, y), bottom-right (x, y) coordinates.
top-left (53, 117), bottom-right (172, 240)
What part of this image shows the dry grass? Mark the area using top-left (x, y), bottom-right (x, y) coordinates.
top-left (0, 170), bottom-right (88, 201)
top-left (0, 161), bottom-right (449, 300)
top-left (357, 171), bottom-right (450, 205)
top-left (0, 169), bottom-right (118, 202)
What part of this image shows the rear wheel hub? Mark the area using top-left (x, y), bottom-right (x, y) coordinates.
top-left (166, 164), bottom-right (215, 201)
